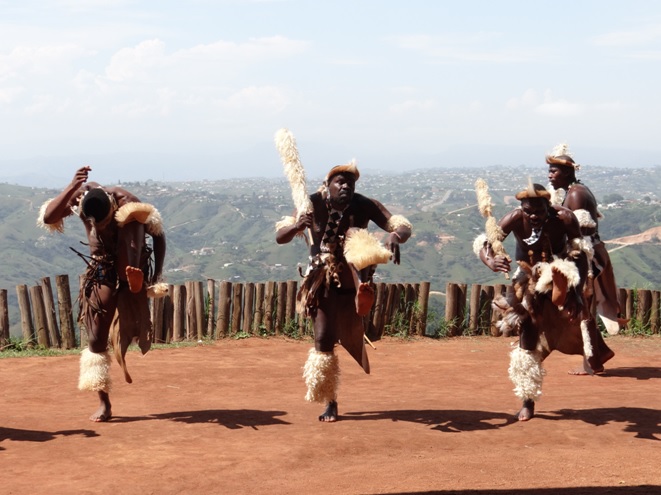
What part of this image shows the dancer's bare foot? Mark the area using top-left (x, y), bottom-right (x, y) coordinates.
top-left (319, 400), bottom-right (338, 422)
top-left (356, 283), bottom-right (375, 316)
top-left (90, 392), bottom-right (112, 422)
top-left (551, 267), bottom-right (569, 307)
top-left (126, 266), bottom-right (144, 293)
top-left (517, 399), bottom-right (534, 421)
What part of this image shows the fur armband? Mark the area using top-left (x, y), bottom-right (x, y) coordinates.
top-left (146, 282), bottom-right (169, 298)
top-left (344, 228), bottom-right (392, 270)
top-left (275, 216), bottom-right (306, 239)
top-left (115, 202), bottom-right (163, 236)
top-left (472, 233), bottom-right (488, 257)
top-left (36, 199), bottom-right (66, 233)
top-left (573, 209), bottom-right (596, 229)
top-left (386, 214), bottom-right (412, 232)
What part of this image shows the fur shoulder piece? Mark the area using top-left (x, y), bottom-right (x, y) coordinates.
top-left (572, 208), bottom-right (596, 229)
top-left (36, 199), bottom-right (66, 233)
top-left (115, 202), bottom-right (163, 236)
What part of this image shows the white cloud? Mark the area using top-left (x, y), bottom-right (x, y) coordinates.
top-left (388, 99), bottom-right (437, 114)
top-left (391, 33), bottom-right (537, 63)
top-left (591, 24), bottom-right (661, 47)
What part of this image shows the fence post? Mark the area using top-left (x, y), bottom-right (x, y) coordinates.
top-left (415, 282), bottom-right (430, 336)
top-left (371, 282), bottom-right (387, 339)
top-left (490, 284), bottom-right (506, 336)
top-left (16, 284), bottom-right (34, 345)
top-left (651, 290), bottom-right (660, 334)
top-left (285, 280), bottom-right (297, 332)
top-left (243, 283), bottom-right (255, 334)
top-left (275, 281), bottom-right (287, 335)
top-left (264, 281), bottom-right (276, 335)
top-left (254, 283), bottom-right (265, 334)
top-left (41, 277), bottom-right (61, 348)
top-left (194, 281), bottom-right (205, 340)
top-left (636, 289), bottom-right (652, 330)
top-left (172, 284), bottom-right (186, 342)
top-left (468, 283), bottom-right (481, 335)
top-left (0, 289), bottom-right (8, 346)
top-left (29, 285), bottom-right (50, 347)
top-left (216, 281), bottom-right (231, 338)
top-left (55, 275), bottom-right (76, 349)
top-left (207, 279), bottom-right (216, 337)
top-left (479, 285), bottom-right (494, 335)
top-left (231, 283), bottom-right (243, 335)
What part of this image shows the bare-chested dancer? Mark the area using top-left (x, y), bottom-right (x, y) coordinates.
top-left (475, 182), bottom-right (592, 421)
top-left (276, 161), bottom-right (411, 422)
top-left (547, 143), bottom-right (620, 374)
top-left (38, 166), bottom-right (166, 422)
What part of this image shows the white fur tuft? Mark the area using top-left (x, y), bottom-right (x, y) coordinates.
top-left (385, 214), bottom-right (412, 232)
top-left (580, 319), bottom-right (593, 358)
top-left (37, 199), bottom-right (65, 233)
top-left (473, 233), bottom-right (488, 257)
top-left (343, 229), bottom-right (392, 270)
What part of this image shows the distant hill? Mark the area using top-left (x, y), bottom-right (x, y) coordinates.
top-left (1, 165), bottom-right (660, 336)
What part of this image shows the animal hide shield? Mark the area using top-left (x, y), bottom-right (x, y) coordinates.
top-left (110, 286), bottom-right (153, 384)
top-left (335, 292), bottom-right (370, 374)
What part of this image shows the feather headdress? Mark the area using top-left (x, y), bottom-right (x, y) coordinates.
top-left (546, 142), bottom-right (580, 170)
top-left (274, 128), bottom-right (312, 219)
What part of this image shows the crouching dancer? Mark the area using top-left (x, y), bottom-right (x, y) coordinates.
top-left (276, 161), bottom-right (411, 422)
top-left (38, 166), bottom-right (167, 422)
top-left (474, 182), bottom-right (593, 421)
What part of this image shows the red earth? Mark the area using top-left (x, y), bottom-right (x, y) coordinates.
top-left (1, 336), bottom-right (661, 495)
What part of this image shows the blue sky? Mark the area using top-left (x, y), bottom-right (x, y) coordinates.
top-left (1, 0), bottom-right (660, 185)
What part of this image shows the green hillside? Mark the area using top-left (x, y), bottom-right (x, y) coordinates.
top-left (1, 166), bottom-right (660, 336)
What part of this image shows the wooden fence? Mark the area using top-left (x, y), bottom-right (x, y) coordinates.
top-left (443, 282), bottom-right (661, 336)
top-left (1, 277), bottom-right (659, 349)
top-left (0, 276), bottom-right (431, 349)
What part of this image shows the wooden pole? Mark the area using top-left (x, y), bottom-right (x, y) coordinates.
top-left (651, 290), bottom-right (660, 335)
top-left (285, 280), bottom-right (297, 333)
top-left (29, 285), bottom-right (50, 347)
top-left (172, 284), bottom-right (186, 342)
top-left (0, 289), bottom-right (9, 346)
top-left (41, 277), bottom-right (61, 348)
top-left (636, 289), bottom-right (652, 331)
top-left (151, 295), bottom-right (165, 343)
top-left (242, 283), bottom-right (255, 334)
top-left (264, 281), bottom-right (276, 335)
top-left (16, 284), bottom-right (34, 345)
top-left (415, 282), bottom-right (430, 336)
top-left (406, 283), bottom-right (419, 336)
top-left (216, 281), bottom-right (232, 338)
top-left (194, 281), bottom-right (205, 340)
top-left (55, 275), bottom-right (76, 349)
top-left (468, 283), bottom-right (481, 335)
top-left (371, 282), bottom-right (387, 339)
top-left (254, 283), bottom-right (265, 334)
top-left (163, 284), bottom-right (174, 343)
top-left (231, 283), bottom-right (243, 335)
top-left (479, 285), bottom-right (494, 335)
top-left (275, 281), bottom-right (287, 335)
top-left (207, 279), bottom-right (216, 338)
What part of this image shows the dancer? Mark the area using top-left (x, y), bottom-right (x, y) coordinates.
top-left (276, 159), bottom-right (411, 422)
top-left (38, 166), bottom-right (166, 422)
top-left (547, 143), bottom-right (621, 373)
top-left (475, 181), bottom-right (593, 421)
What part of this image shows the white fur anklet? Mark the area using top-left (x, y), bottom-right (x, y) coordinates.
top-left (303, 348), bottom-right (340, 404)
top-left (508, 346), bottom-right (545, 402)
top-left (78, 349), bottom-right (112, 393)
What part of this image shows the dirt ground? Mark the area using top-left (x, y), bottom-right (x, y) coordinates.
top-left (1, 336), bottom-right (661, 495)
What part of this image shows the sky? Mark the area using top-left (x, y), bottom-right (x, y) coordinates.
top-left (1, 0), bottom-right (661, 186)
